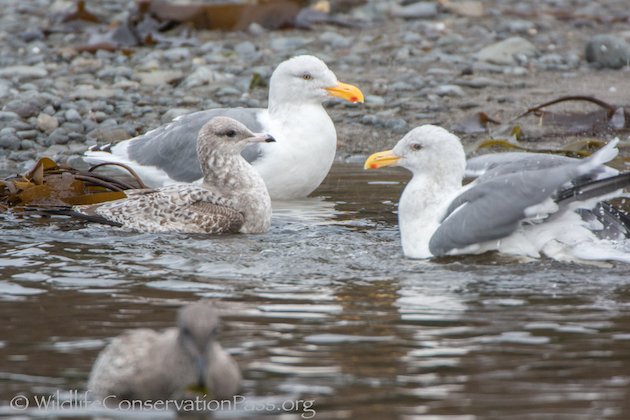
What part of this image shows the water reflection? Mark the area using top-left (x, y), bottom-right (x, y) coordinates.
top-left (1, 164), bottom-right (630, 419)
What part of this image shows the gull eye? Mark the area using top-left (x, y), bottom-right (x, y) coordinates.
top-left (302, 73), bottom-right (313, 81)
top-left (410, 143), bottom-right (422, 151)
top-left (225, 130), bottom-right (236, 138)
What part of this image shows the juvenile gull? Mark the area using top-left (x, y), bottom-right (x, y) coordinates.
top-left (83, 55), bottom-right (364, 199)
top-left (74, 117), bottom-right (274, 234)
top-left (365, 125), bottom-right (630, 263)
top-left (88, 301), bottom-right (240, 402)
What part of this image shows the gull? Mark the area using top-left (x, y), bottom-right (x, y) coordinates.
top-left (74, 117), bottom-right (274, 234)
top-left (88, 301), bottom-right (240, 402)
top-left (365, 125), bottom-right (630, 263)
top-left (83, 55), bottom-right (364, 199)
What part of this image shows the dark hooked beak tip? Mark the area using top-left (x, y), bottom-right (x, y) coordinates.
top-left (265, 135), bottom-right (276, 143)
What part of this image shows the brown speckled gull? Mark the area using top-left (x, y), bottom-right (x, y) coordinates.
top-left (73, 117), bottom-right (275, 234)
top-left (87, 300), bottom-right (241, 402)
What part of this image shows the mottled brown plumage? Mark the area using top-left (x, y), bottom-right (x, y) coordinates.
top-left (73, 117), bottom-right (274, 234)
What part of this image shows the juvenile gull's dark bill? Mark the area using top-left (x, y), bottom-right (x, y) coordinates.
top-left (83, 55), bottom-right (364, 200)
top-left (88, 301), bottom-right (240, 402)
top-left (74, 117), bottom-right (274, 234)
top-left (365, 125), bottom-right (630, 264)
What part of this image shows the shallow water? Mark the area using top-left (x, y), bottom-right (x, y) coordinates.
top-left (1, 163), bottom-right (630, 419)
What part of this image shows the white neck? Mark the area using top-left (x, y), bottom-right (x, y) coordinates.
top-left (399, 165), bottom-right (464, 259)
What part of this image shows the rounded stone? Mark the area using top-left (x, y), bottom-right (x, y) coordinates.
top-left (36, 113), bottom-right (59, 134)
top-left (585, 34), bottom-right (630, 69)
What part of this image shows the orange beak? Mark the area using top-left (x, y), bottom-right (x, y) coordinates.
top-left (325, 81), bottom-right (364, 104)
top-left (364, 150), bottom-right (401, 170)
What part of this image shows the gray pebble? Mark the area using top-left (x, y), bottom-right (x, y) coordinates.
top-left (585, 34), bottom-right (630, 69)
top-left (90, 111), bottom-right (108, 123)
top-left (19, 139), bottom-right (37, 149)
top-left (0, 80), bottom-right (11, 99)
top-left (214, 86), bottom-right (242, 97)
top-left (0, 111), bottom-right (20, 122)
top-left (181, 66), bottom-right (228, 89)
top-left (360, 114), bottom-right (381, 125)
top-left (97, 66), bottom-right (134, 79)
top-left (503, 20), bottom-right (536, 34)
top-left (87, 127), bottom-right (130, 143)
top-left (365, 95), bottom-right (385, 106)
top-left (3, 99), bottom-right (42, 118)
top-left (65, 109), bottom-right (82, 122)
top-left (234, 41), bottom-right (257, 57)
top-left (475, 36), bottom-right (538, 65)
top-left (83, 119), bottom-right (99, 133)
top-left (62, 122), bottom-right (84, 134)
top-left (68, 132), bottom-right (84, 142)
top-left (42, 105), bottom-right (56, 115)
top-left (17, 130), bottom-right (39, 140)
top-left (48, 127), bottom-right (70, 145)
top-left (434, 84), bottom-right (467, 97)
top-left (319, 32), bottom-right (352, 49)
top-left (9, 120), bottom-right (33, 131)
top-left (248, 23), bottom-right (266, 37)
top-left (0, 127), bottom-right (20, 150)
top-left (270, 37), bottom-right (312, 51)
top-left (10, 150), bottom-right (36, 161)
top-left (391, 2), bottom-right (438, 19)
top-left (0, 65), bottom-right (47, 80)
top-left (162, 47), bottom-right (191, 62)
top-left (99, 118), bottom-right (118, 129)
top-left (386, 118), bottom-right (408, 133)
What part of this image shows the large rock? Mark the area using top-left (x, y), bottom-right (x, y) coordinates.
top-left (585, 34), bottom-right (630, 69)
top-left (475, 36), bottom-right (538, 65)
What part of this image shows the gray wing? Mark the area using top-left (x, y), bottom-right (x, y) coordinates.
top-left (127, 108), bottom-right (265, 183)
top-left (78, 185), bottom-right (245, 234)
top-left (466, 152), bottom-right (618, 185)
top-left (428, 164), bottom-right (584, 256)
top-left (466, 153), bottom-right (576, 179)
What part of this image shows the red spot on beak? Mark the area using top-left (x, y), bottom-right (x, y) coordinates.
top-left (370, 163), bottom-right (378, 169)
top-left (350, 97), bottom-right (358, 103)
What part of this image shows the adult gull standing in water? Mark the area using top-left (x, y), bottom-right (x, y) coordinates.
top-left (73, 117), bottom-right (274, 234)
top-left (365, 125), bottom-right (630, 263)
top-left (83, 55), bottom-right (364, 199)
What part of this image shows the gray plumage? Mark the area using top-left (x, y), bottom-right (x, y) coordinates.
top-left (88, 301), bottom-right (241, 402)
top-left (83, 55), bottom-right (364, 199)
top-left (366, 124), bottom-right (629, 262)
top-left (429, 140), bottom-right (620, 256)
top-left (125, 108), bottom-right (265, 183)
top-left (74, 117), bottom-right (274, 234)
top-left (466, 151), bottom-right (618, 183)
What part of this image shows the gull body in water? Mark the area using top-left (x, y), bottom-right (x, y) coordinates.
top-left (365, 125), bottom-right (630, 263)
top-left (74, 117), bottom-right (274, 234)
top-left (84, 55), bottom-right (364, 199)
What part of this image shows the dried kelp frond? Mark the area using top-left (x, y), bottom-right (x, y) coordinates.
top-left (0, 158), bottom-right (146, 210)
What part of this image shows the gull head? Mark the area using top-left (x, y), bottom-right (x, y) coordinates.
top-left (177, 301), bottom-right (223, 391)
top-left (197, 116), bottom-right (275, 158)
top-left (364, 125), bottom-right (466, 178)
top-left (269, 55), bottom-right (364, 107)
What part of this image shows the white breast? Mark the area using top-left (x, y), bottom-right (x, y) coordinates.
top-left (254, 105), bottom-right (337, 200)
